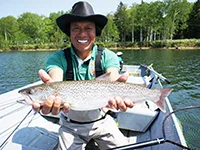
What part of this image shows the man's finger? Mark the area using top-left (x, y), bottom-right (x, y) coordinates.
top-left (51, 96), bottom-right (62, 115)
top-left (62, 103), bottom-right (70, 114)
top-left (124, 99), bottom-right (134, 108)
top-left (115, 96), bottom-right (127, 112)
top-left (41, 95), bottom-right (54, 114)
top-left (108, 97), bottom-right (117, 109)
top-left (32, 102), bottom-right (41, 112)
top-left (38, 69), bottom-right (53, 84)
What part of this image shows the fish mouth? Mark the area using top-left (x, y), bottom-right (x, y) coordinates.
top-left (27, 94), bottom-right (33, 102)
top-left (18, 90), bottom-right (33, 105)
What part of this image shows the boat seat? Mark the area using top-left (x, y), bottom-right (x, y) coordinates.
top-left (117, 104), bottom-right (159, 132)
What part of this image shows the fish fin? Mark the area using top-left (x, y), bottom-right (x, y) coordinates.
top-left (95, 72), bottom-right (111, 81)
top-left (155, 88), bottom-right (172, 112)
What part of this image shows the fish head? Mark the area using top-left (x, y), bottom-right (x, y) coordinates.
top-left (18, 84), bottom-right (53, 105)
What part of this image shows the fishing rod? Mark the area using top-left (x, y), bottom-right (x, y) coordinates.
top-left (140, 64), bottom-right (171, 84)
top-left (108, 138), bottom-right (190, 150)
top-left (108, 138), bottom-right (166, 150)
top-left (109, 106), bottom-right (200, 150)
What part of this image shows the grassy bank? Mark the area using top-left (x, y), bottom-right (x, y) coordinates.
top-left (0, 39), bottom-right (200, 52)
top-left (99, 39), bottom-right (200, 50)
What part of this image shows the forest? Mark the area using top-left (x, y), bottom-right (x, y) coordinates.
top-left (0, 0), bottom-right (200, 51)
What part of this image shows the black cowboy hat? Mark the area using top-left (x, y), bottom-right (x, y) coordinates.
top-left (56, 1), bottom-right (108, 36)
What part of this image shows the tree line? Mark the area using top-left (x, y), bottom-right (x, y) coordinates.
top-left (0, 0), bottom-right (200, 51)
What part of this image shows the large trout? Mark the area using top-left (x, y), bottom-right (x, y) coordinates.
top-left (18, 80), bottom-right (172, 112)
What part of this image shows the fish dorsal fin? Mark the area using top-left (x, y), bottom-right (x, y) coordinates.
top-left (95, 72), bottom-right (111, 81)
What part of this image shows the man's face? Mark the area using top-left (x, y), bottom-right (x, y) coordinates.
top-left (70, 21), bottom-right (96, 52)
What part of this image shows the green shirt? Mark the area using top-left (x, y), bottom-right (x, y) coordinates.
top-left (46, 44), bottom-right (120, 80)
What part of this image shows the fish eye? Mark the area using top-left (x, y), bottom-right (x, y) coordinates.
top-left (27, 89), bottom-right (34, 94)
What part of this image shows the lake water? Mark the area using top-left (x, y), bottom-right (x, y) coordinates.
top-left (0, 49), bottom-right (199, 148)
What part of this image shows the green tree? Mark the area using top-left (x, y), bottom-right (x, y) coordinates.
top-left (133, 2), bottom-right (150, 42)
top-left (0, 33), bottom-right (9, 49)
top-left (48, 11), bottom-right (67, 45)
top-left (0, 16), bottom-right (19, 43)
top-left (41, 16), bottom-right (52, 43)
top-left (163, 0), bottom-right (192, 39)
top-left (186, 0), bottom-right (200, 38)
top-left (17, 12), bottom-right (45, 44)
top-left (114, 2), bottom-right (130, 42)
top-left (146, 2), bottom-right (166, 41)
top-left (101, 14), bottom-right (119, 42)
top-left (129, 3), bottom-right (139, 42)
top-left (153, 1), bottom-right (169, 41)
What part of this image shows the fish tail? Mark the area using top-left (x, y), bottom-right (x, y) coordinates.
top-left (154, 88), bottom-right (172, 112)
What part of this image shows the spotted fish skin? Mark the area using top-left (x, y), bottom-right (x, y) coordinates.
top-left (18, 80), bottom-right (172, 112)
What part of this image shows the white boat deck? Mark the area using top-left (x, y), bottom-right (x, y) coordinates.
top-left (0, 82), bottom-right (59, 150)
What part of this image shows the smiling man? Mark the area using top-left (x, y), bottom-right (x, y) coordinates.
top-left (70, 21), bottom-right (96, 59)
top-left (33, 1), bottom-right (134, 150)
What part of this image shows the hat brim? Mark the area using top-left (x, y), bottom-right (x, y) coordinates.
top-left (56, 14), bottom-right (108, 36)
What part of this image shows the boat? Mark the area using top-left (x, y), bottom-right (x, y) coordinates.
top-left (0, 64), bottom-right (187, 150)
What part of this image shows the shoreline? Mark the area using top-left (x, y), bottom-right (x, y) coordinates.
top-left (109, 46), bottom-right (200, 50)
top-left (0, 46), bottom-right (200, 52)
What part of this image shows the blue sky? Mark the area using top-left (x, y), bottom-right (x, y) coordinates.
top-left (0, 0), bottom-right (197, 18)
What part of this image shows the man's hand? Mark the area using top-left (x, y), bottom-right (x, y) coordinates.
top-left (32, 69), bottom-right (70, 115)
top-left (104, 72), bottom-right (134, 112)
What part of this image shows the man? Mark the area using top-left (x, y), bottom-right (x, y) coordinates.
top-left (33, 1), bottom-right (134, 150)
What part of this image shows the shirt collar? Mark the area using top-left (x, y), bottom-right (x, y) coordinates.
top-left (70, 44), bottom-right (97, 60)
